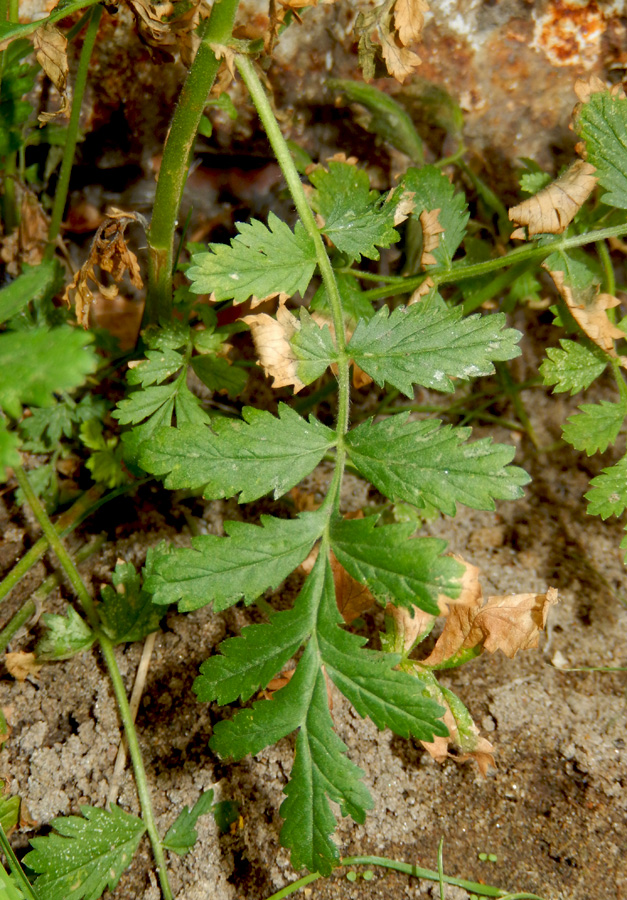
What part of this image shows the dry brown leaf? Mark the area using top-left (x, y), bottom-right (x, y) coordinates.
top-left (33, 23), bottom-right (69, 122)
top-left (419, 208), bottom-right (444, 267)
top-left (391, 188), bottom-right (415, 226)
top-left (380, 30), bottom-right (422, 83)
top-left (408, 277), bottom-right (434, 303)
top-left (5, 652), bottom-right (42, 682)
top-left (242, 301), bottom-right (305, 392)
top-left (437, 553), bottom-right (481, 615)
top-left (508, 159), bottom-right (597, 236)
top-left (394, 0), bottom-right (429, 46)
top-left (332, 550), bottom-right (376, 624)
top-left (544, 266), bottom-right (625, 356)
top-left (63, 209), bottom-right (145, 328)
top-left (126, 0), bottom-right (208, 66)
top-left (422, 586), bottom-right (559, 666)
top-left (0, 189), bottom-right (49, 274)
top-left (420, 701), bottom-right (495, 776)
top-left (574, 74), bottom-right (625, 104)
top-left (261, 667), bottom-right (295, 699)
top-left (385, 602), bottom-right (436, 654)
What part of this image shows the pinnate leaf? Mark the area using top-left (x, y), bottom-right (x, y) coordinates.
top-left (99, 557), bottom-right (162, 644)
top-left (562, 400), bottom-right (626, 455)
top-left (575, 88), bottom-right (627, 208)
top-left (140, 404), bottom-right (336, 503)
top-left (540, 339), bottom-right (607, 394)
top-left (145, 510), bottom-right (327, 611)
top-left (404, 165), bottom-right (469, 268)
top-left (187, 213), bottom-right (317, 303)
top-left (329, 515), bottom-right (463, 615)
top-left (24, 804), bottom-right (145, 900)
top-left (585, 456), bottom-right (627, 519)
top-left (163, 789), bottom-right (214, 856)
top-left (346, 415), bottom-right (530, 516)
top-left (347, 296), bottom-right (521, 396)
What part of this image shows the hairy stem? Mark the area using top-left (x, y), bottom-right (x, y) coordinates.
top-left (144, 0), bottom-right (240, 325)
top-left (235, 54), bottom-right (350, 500)
top-left (45, 4), bottom-right (102, 255)
top-left (13, 466), bottom-right (173, 900)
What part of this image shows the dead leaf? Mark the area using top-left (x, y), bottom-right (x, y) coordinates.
top-left (385, 602), bottom-right (436, 654)
top-left (33, 23), bottom-right (69, 122)
top-left (392, 188), bottom-right (415, 226)
top-left (332, 551), bottom-right (376, 624)
top-left (242, 301), bottom-right (305, 392)
top-left (0, 189), bottom-right (49, 274)
top-left (355, 0), bottom-right (425, 84)
top-left (261, 667), bottom-right (295, 699)
top-left (574, 74), bottom-right (625, 104)
top-left (420, 700), bottom-right (495, 776)
top-left (408, 277), bottom-right (434, 303)
top-left (419, 208), bottom-right (444, 267)
top-left (508, 159), bottom-right (597, 236)
top-left (394, 0), bottom-right (429, 46)
top-left (380, 29), bottom-right (422, 83)
top-left (422, 586), bottom-right (559, 666)
top-left (437, 554), bottom-right (481, 615)
top-left (5, 652), bottom-right (42, 682)
top-left (544, 266), bottom-right (625, 357)
top-left (125, 0), bottom-right (208, 66)
top-left (63, 209), bottom-right (146, 328)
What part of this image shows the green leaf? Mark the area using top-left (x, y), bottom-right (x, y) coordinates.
top-left (309, 161), bottom-right (401, 262)
top-left (346, 415), bottom-right (530, 516)
top-left (212, 800), bottom-right (239, 834)
top-left (575, 90), bottom-right (627, 208)
top-left (404, 166), bottom-right (469, 268)
top-left (347, 296), bottom-right (522, 397)
top-left (0, 260), bottom-right (61, 323)
top-left (24, 804), bottom-right (146, 900)
top-left (80, 420), bottom-right (127, 489)
top-left (0, 794), bottom-right (21, 836)
top-left (190, 355), bottom-right (248, 398)
top-left (562, 400), bottom-right (626, 455)
top-left (99, 559), bottom-right (162, 644)
top-left (291, 309), bottom-right (339, 386)
top-left (162, 790), bottom-right (214, 856)
top-left (35, 607), bottom-right (95, 661)
top-left (540, 339), bottom-right (607, 394)
top-left (0, 327), bottom-right (97, 419)
top-left (187, 213), bottom-right (317, 302)
top-left (0, 420), bottom-right (20, 482)
top-left (310, 272), bottom-right (375, 328)
top-left (126, 348), bottom-right (184, 387)
top-left (140, 405), bottom-right (336, 503)
top-left (329, 515), bottom-right (463, 614)
top-left (145, 510), bottom-right (327, 611)
top-left (585, 456), bottom-right (627, 519)
top-left (0, 862), bottom-right (25, 900)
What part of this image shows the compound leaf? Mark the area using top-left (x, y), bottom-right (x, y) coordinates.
top-left (99, 558), bottom-right (162, 644)
top-left (187, 213), bottom-right (317, 302)
top-left (140, 404), bottom-right (336, 503)
top-left (346, 414), bottom-right (530, 516)
top-left (163, 790), bottom-right (215, 856)
top-left (24, 804), bottom-right (145, 900)
top-left (540, 339), bottom-right (607, 394)
top-left (347, 296), bottom-right (521, 396)
top-left (575, 89), bottom-right (627, 208)
top-left (35, 607), bottom-right (95, 661)
top-left (145, 509), bottom-right (327, 612)
top-left (585, 456), bottom-right (627, 519)
top-left (329, 515), bottom-right (463, 615)
top-left (404, 165), bottom-right (469, 268)
top-left (562, 400), bottom-right (626, 455)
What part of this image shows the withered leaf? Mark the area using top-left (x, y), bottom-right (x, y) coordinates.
top-left (420, 699), bottom-right (495, 776)
top-left (33, 23), bottom-right (69, 123)
top-left (242, 301), bottom-right (305, 392)
top-left (394, 0), bottom-right (429, 46)
top-left (380, 29), bottom-right (422, 83)
top-left (508, 160), bottom-right (597, 237)
top-left (419, 208), bottom-right (444, 267)
top-left (355, 0), bottom-right (425, 84)
top-left (126, 0), bottom-right (207, 67)
top-left (574, 74), bottom-right (625, 104)
top-left (385, 602), bottom-right (435, 654)
top-left (5, 652), bottom-right (42, 682)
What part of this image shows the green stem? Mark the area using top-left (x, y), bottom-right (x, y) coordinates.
top-left (0, 823), bottom-right (41, 900)
top-left (45, 4), bottom-right (102, 255)
top-left (235, 54), bottom-right (351, 486)
top-left (13, 466), bottom-right (173, 900)
top-left (596, 239), bottom-right (616, 297)
top-left (144, 0), bottom-right (240, 325)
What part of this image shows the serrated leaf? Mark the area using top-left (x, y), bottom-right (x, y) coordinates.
top-left (24, 804), bottom-right (146, 900)
top-left (329, 515), bottom-right (462, 614)
top-left (575, 90), bottom-right (627, 208)
top-left (163, 790), bottom-right (214, 856)
top-left (346, 414), bottom-right (530, 516)
top-left (404, 165), bottom-right (469, 268)
top-left (585, 456), bottom-right (627, 519)
top-left (187, 213), bottom-right (317, 302)
top-left (0, 259), bottom-right (61, 323)
top-left (126, 348), bottom-right (184, 387)
top-left (113, 384), bottom-right (176, 426)
top-left (540, 339), bottom-right (607, 394)
top-left (35, 607), bottom-right (95, 661)
top-left (310, 271), bottom-right (375, 328)
top-left (347, 296), bottom-right (522, 397)
top-left (562, 400), bottom-right (626, 455)
top-left (190, 355), bottom-right (248, 398)
top-left (291, 308), bottom-right (339, 385)
top-left (99, 560), bottom-right (162, 644)
top-left (140, 405), bottom-right (336, 503)
top-left (145, 510), bottom-right (327, 611)
top-left (174, 382), bottom-right (211, 426)
top-left (0, 327), bottom-right (97, 419)
top-left (309, 160), bottom-right (400, 262)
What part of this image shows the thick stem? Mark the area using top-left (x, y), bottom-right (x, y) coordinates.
top-left (13, 467), bottom-right (173, 900)
top-left (144, 0), bottom-right (240, 325)
top-left (45, 5), bottom-right (102, 255)
top-left (235, 54), bottom-right (351, 470)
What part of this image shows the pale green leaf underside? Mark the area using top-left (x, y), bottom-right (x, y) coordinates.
top-left (329, 516), bottom-right (463, 614)
top-left (346, 414), bottom-right (530, 516)
top-left (576, 91), bottom-right (627, 208)
top-left (140, 404), bottom-right (336, 503)
top-left (562, 400), bottom-right (626, 455)
top-left (540, 339), bottom-right (607, 395)
top-left (24, 805), bottom-right (145, 900)
top-left (35, 607), bottom-right (95, 661)
top-left (585, 456), bottom-right (627, 519)
top-left (187, 213), bottom-right (317, 302)
top-left (146, 510), bottom-right (327, 611)
top-left (162, 790), bottom-right (215, 856)
top-left (347, 297), bottom-right (521, 396)
top-left (404, 165), bottom-right (469, 268)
